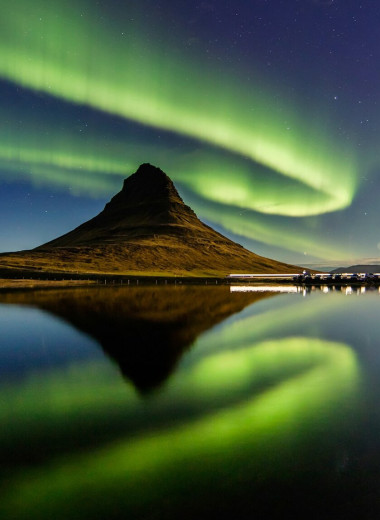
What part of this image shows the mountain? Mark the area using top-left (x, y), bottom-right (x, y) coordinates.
top-left (38, 162), bottom-right (199, 248)
top-left (0, 163), bottom-right (302, 277)
top-left (331, 265), bottom-right (380, 274)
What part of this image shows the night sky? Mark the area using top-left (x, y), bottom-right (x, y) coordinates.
top-left (0, 0), bottom-right (379, 265)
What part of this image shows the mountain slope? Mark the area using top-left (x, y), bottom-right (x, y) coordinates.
top-left (0, 163), bottom-right (302, 276)
top-left (38, 163), bottom-right (200, 248)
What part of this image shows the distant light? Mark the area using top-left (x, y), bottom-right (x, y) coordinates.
top-left (230, 286), bottom-right (300, 293)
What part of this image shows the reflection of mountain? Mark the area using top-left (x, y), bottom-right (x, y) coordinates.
top-left (0, 286), bottom-right (271, 392)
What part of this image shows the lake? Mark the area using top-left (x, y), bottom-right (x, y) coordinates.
top-left (1, 284), bottom-right (380, 519)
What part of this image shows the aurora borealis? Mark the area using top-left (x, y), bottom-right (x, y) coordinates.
top-left (0, 1), bottom-right (379, 263)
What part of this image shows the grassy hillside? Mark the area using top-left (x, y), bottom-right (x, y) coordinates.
top-left (0, 164), bottom-right (302, 277)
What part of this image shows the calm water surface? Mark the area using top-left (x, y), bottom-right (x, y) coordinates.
top-left (1, 285), bottom-right (380, 519)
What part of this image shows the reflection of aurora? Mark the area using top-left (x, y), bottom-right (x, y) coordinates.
top-left (0, 1), bottom-right (358, 258)
top-left (1, 336), bottom-right (359, 519)
top-left (197, 287), bottom-right (355, 356)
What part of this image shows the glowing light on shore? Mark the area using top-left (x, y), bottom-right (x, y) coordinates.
top-left (230, 285), bottom-right (300, 293)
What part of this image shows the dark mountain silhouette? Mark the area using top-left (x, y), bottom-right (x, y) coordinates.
top-left (0, 163), bottom-right (302, 276)
top-left (38, 163), bottom-right (200, 248)
top-left (331, 265), bottom-right (380, 274)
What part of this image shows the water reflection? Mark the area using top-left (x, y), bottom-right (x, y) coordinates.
top-left (231, 284), bottom-right (380, 296)
top-left (1, 338), bottom-right (360, 520)
top-left (0, 286), bottom-right (271, 392)
top-left (1, 286), bottom-right (379, 520)
top-left (230, 285), bottom-right (300, 292)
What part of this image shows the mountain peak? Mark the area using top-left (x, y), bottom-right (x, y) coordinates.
top-left (37, 164), bottom-right (199, 248)
top-left (107, 163), bottom-right (186, 211)
top-left (29, 163), bottom-right (301, 276)
top-left (135, 162), bottom-right (167, 177)
top-left (122, 163), bottom-right (170, 191)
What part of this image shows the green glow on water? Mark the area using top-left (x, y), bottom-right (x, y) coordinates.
top-left (197, 288), bottom-right (354, 356)
top-left (1, 337), bottom-right (360, 519)
top-left (0, 361), bottom-right (139, 426)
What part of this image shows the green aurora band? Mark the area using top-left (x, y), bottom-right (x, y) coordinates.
top-left (0, 0), bottom-right (358, 225)
top-left (0, 106), bottom-right (350, 257)
top-left (0, 145), bottom-right (346, 258)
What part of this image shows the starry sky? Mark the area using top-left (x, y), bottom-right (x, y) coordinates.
top-left (0, 0), bottom-right (379, 265)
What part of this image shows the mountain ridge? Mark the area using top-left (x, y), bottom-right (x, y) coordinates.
top-left (331, 264), bottom-right (380, 274)
top-left (0, 163), bottom-right (303, 277)
top-left (37, 163), bottom-right (214, 248)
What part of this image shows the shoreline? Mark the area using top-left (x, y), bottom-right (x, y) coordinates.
top-left (0, 266), bottom-right (303, 289)
top-left (1, 275), bottom-right (380, 291)
top-left (0, 272), bottom-right (306, 290)
top-left (0, 279), bottom-right (100, 290)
